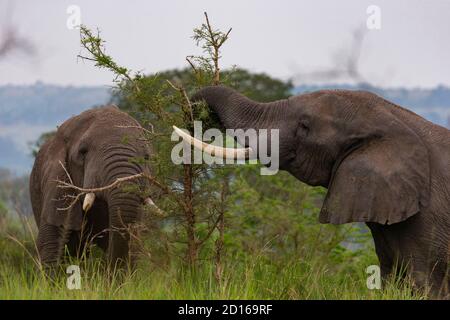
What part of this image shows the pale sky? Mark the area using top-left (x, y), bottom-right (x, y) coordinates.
top-left (1, 0), bottom-right (450, 88)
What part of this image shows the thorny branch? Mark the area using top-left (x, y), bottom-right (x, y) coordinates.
top-left (58, 160), bottom-right (73, 185)
top-left (54, 162), bottom-right (183, 212)
top-left (166, 80), bottom-right (194, 123)
top-left (72, 13), bottom-right (232, 269)
top-left (203, 12), bottom-right (231, 85)
top-left (78, 26), bottom-right (141, 93)
top-left (185, 56), bottom-right (198, 74)
top-left (197, 214), bottom-right (222, 247)
top-left (115, 124), bottom-right (155, 135)
top-left (191, 12), bottom-right (231, 85)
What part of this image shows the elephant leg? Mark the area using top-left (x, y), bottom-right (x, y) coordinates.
top-left (366, 223), bottom-right (394, 279)
top-left (409, 257), bottom-right (449, 298)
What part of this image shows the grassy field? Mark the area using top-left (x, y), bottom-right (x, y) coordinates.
top-left (0, 219), bottom-right (423, 300)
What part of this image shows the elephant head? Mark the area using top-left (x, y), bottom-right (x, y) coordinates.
top-left (31, 105), bottom-right (154, 268)
top-left (177, 85), bottom-right (431, 226)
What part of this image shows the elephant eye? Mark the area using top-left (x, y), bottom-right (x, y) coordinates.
top-left (79, 145), bottom-right (88, 156)
top-left (297, 120), bottom-right (310, 136)
top-left (144, 154), bottom-right (150, 161)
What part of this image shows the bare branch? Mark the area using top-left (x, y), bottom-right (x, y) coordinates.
top-left (185, 56), bottom-right (198, 74)
top-left (197, 214), bottom-right (222, 246)
top-left (78, 26), bottom-right (141, 92)
top-left (166, 80), bottom-right (194, 123)
top-left (203, 12), bottom-right (231, 85)
top-left (55, 172), bottom-right (186, 212)
top-left (58, 160), bottom-right (73, 185)
top-left (115, 124), bottom-right (154, 135)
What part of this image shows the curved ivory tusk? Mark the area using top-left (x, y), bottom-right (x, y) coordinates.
top-left (144, 197), bottom-right (165, 217)
top-left (173, 126), bottom-right (254, 160)
top-left (144, 197), bottom-right (156, 206)
top-left (83, 193), bottom-right (95, 212)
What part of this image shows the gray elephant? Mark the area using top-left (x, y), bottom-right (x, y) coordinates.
top-left (176, 85), bottom-right (449, 298)
top-left (30, 106), bottom-right (155, 270)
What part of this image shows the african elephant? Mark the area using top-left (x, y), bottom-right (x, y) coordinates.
top-left (30, 106), bottom-right (155, 271)
top-left (177, 85), bottom-right (450, 298)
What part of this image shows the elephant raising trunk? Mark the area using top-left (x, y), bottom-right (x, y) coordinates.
top-left (174, 86), bottom-right (291, 170)
top-left (176, 85), bottom-right (450, 298)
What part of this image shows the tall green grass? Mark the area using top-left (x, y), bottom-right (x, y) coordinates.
top-left (0, 229), bottom-right (424, 300)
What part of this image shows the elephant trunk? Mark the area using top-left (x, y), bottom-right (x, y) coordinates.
top-left (191, 85), bottom-right (288, 132)
top-left (103, 156), bottom-right (145, 267)
top-left (95, 146), bottom-right (145, 253)
top-left (107, 189), bottom-right (142, 229)
top-left (106, 188), bottom-right (142, 268)
top-left (178, 86), bottom-right (288, 162)
top-left (103, 151), bottom-right (146, 226)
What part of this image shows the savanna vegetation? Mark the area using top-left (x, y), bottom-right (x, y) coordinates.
top-left (0, 13), bottom-right (423, 300)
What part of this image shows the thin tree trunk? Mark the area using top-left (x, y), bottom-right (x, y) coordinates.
top-left (183, 163), bottom-right (197, 267)
top-left (215, 174), bottom-right (229, 282)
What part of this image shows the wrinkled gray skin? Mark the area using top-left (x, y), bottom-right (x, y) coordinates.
top-left (30, 106), bottom-right (151, 271)
top-left (192, 85), bottom-right (450, 298)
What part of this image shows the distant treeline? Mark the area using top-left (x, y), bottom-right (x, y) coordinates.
top-left (1, 82), bottom-right (449, 127)
top-left (1, 80), bottom-right (449, 174)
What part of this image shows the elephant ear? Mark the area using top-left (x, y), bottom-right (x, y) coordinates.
top-left (320, 125), bottom-right (430, 225)
top-left (39, 135), bottom-right (83, 230)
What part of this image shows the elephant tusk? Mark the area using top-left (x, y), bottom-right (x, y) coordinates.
top-left (172, 125), bottom-right (254, 160)
top-left (83, 193), bottom-right (95, 212)
top-left (144, 197), bottom-right (166, 217)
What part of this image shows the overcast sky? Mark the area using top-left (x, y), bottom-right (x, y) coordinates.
top-left (1, 0), bottom-right (449, 88)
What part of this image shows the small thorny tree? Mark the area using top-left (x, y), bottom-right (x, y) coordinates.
top-left (78, 13), bottom-right (237, 280)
